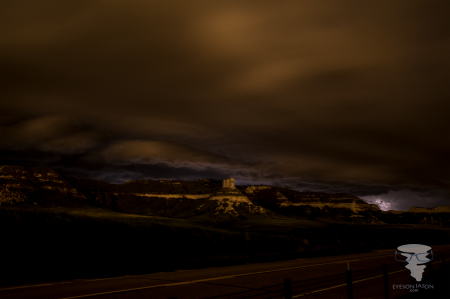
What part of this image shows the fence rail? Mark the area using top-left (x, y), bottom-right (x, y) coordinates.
top-left (284, 252), bottom-right (448, 299)
top-left (199, 252), bottom-right (448, 299)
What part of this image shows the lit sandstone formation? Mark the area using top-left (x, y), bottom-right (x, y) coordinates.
top-left (221, 178), bottom-right (236, 189)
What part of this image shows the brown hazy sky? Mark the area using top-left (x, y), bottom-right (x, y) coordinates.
top-left (1, 0), bottom-right (449, 210)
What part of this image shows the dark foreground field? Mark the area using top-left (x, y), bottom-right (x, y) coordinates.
top-left (1, 206), bottom-right (449, 287)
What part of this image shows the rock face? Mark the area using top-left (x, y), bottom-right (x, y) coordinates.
top-left (208, 183), bottom-right (266, 217)
top-left (63, 175), bottom-right (267, 218)
top-left (281, 193), bottom-right (380, 213)
top-left (243, 186), bottom-right (380, 213)
top-left (0, 186), bottom-right (27, 205)
top-left (244, 186), bottom-right (272, 194)
top-left (346, 212), bottom-right (385, 224)
top-left (0, 165), bottom-right (86, 206)
top-left (222, 178), bottom-right (236, 189)
top-left (240, 185), bottom-right (385, 223)
top-left (115, 178), bottom-right (266, 218)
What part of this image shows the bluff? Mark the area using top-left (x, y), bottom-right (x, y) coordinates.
top-left (3, 165), bottom-right (447, 224)
top-left (0, 165), bottom-right (86, 207)
top-left (105, 177), bottom-right (267, 218)
top-left (241, 185), bottom-right (380, 211)
top-left (238, 185), bottom-right (384, 223)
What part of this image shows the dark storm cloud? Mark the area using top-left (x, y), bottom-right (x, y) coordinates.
top-left (1, 1), bottom-right (449, 209)
top-left (0, 116), bottom-right (108, 154)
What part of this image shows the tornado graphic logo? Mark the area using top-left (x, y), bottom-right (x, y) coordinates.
top-left (395, 244), bottom-right (433, 282)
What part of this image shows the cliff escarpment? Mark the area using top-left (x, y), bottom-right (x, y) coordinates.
top-left (1, 165), bottom-right (448, 224)
top-left (240, 185), bottom-right (379, 210)
top-left (0, 165), bottom-right (86, 207)
top-left (236, 185), bottom-right (388, 223)
top-left (65, 175), bottom-right (268, 218)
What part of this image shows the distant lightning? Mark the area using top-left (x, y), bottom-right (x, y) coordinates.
top-left (374, 199), bottom-right (391, 211)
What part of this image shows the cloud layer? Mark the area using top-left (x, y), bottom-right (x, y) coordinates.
top-left (1, 0), bottom-right (449, 210)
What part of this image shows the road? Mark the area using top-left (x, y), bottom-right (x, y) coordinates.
top-left (1, 244), bottom-right (449, 299)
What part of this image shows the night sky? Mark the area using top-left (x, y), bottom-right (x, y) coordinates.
top-left (1, 0), bottom-right (449, 211)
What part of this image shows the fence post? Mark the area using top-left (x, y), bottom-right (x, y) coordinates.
top-left (382, 263), bottom-right (389, 299)
top-left (284, 278), bottom-right (292, 299)
top-left (346, 262), bottom-right (354, 299)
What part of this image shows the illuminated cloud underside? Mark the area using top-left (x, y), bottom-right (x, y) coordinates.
top-left (0, 0), bottom-right (448, 210)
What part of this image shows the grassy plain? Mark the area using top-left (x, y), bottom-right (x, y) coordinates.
top-left (1, 205), bottom-right (449, 287)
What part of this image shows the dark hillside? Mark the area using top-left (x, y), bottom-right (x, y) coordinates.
top-left (1, 206), bottom-right (449, 287)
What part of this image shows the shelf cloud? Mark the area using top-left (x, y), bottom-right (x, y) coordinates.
top-left (1, 0), bottom-right (449, 210)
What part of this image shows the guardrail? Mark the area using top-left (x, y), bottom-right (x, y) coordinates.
top-left (186, 252), bottom-right (448, 299)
